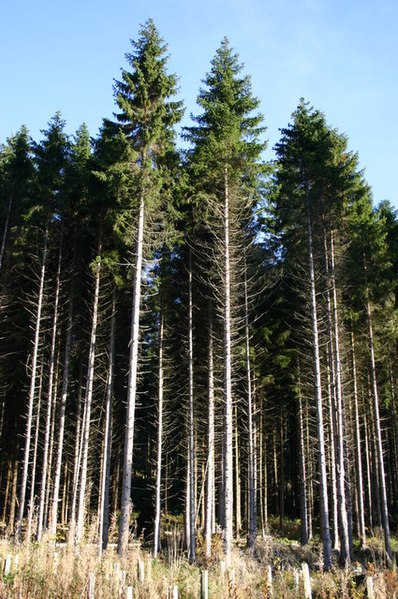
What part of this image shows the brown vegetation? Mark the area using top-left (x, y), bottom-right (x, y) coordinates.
top-left (1, 530), bottom-right (398, 598)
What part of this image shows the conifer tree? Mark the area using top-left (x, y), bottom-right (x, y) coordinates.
top-left (112, 19), bottom-right (183, 556)
top-left (273, 100), bottom-right (355, 568)
top-left (185, 37), bottom-right (266, 562)
top-left (50, 123), bottom-right (92, 538)
top-left (0, 127), bottom-right (34, 272)
top-left (0, 128), bottom-right (34, 509)
top-left (15, 113), bottom-right (70, 540)
top-left (345, 190), bottom-right (394, 562)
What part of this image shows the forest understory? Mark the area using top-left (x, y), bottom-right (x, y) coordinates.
top-left (1, 520), bottom-right (398, 598)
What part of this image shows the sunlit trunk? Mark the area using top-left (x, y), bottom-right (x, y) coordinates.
top-left (50, 291), bottom-right (73, 537)
top-left (16, 227), bottom-right (49, 541)
top-left (118, 194), bottom-right (145, 556)
top-left (187, 249), bottom-right (196, 561)
top-left (205, 309), bottom-right (215, 558)
top-left (366, 293), bottom-right (392, 562)
top-left (26, 366), bottom-right (44, 540)
top-left (329, 232), bottom-right (351, 564)
top-left (350, 331), bottom-right (366, 546)
top-left (244, 264), bottom-right (256, 547)
top-left (223, 166), bottom-right (233, 566)
top-left (99, 289), bottom-right (116, 553)
top-left (297, 375), bottom-right (308, 545)
top-left (37, 235), bottom-right (63, 540)
top-left (76, 249), bottom-right (102, 544)
top-left (306, 201), bottom-right (331, 569)
top-left (153, 308), bottom-right (164, 558)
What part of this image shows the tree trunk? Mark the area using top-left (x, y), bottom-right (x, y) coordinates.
top-left (187, 249), bottom-right (196, 561)
top-left (305, 397), bottom-right (314, 541)
top-left (366, 295), bottom-right (392, 562)
top-left (15, 227), bottom-right (49, 541)
top-left (326, 354), bottom-right (339, 551)
top-left (99, 289), bottom-right (116, 553)
top-left (234, 405), bottom-right (242, 539)
top-left (26, 366), bottom-right (44, 540)
top-left (153, 307), bottom-right (164, 558)
top-left (329, 232), bottom-right (351, 564)
top-left (388, 364), bottom-right (398, 512)
top-left (363, 410), bottom-right (374, 533)
top-left (50, 291), bottom-right (74, 537)
top-left (368, 390), bottom-right (382, 528)
top-left (244, 265), bottom-right (256, 547)
top-left (61, 462), bottom-right (69, 525)
top-left (69, 373), bottom-right (84, 544)
top-left (278, 417), bottom-right (285, 533)
top-left (205, 309), bottom-right (215, 558)
top-left (323, 234), bottom-right (339, 553)
top-left (44, 355), bottom-right (60, 527)
top-left (37, 235), bottom-right (63, 541)
top-left (351, 331), bottom-right (366, 547)
top-left (223, 166), bottom-right (233, 566)
top-left (112, 455), bottom-right (121, 518)
top-left (259, 390), bottom-right (268, 535)
top-left (76, 251), bottom-right (102, 544)
top-left (118, 194), bottom-right (145, 556)
top-left (306, 202), bottom-right (332, 569)
top-left (8, 458), bottom-right (18, 533)
top-left (297, 377), bottom-right (308, 545)
top-left (185, 446), bottom-right (191, 553)
top-left (388, 365), bottom-right (398, 512)
top-left (2, 461), bottom-right (12, 523)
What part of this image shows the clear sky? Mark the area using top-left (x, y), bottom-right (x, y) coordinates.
top-left (1, 0), bottom-right (397, 207)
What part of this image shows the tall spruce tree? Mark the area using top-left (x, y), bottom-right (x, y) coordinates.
top-left (49, 122), bottom-right (94, 538)
top-left (112, 19), bottom-right (183, 556)
top-left (272, 100), bottom-right (362, 568)
top-left (345, 190), bottom-right (394, 562)
top-left (0, 128), bottom-right (34, 505)
top-left (185, 37), bottom-right (266, 562)
top-left (15, 113), bottom-right (70, 540)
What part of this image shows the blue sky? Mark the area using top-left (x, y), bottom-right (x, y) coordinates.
top-left (1, 0), bottom-right (397, 207)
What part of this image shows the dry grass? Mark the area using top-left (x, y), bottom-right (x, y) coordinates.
top-left (0, 533), bottom-right (397, 598)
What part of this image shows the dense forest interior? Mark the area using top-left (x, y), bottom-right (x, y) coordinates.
top-left (2, 20), bottom-right (398, 573)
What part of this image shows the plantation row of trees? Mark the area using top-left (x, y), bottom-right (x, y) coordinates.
top-left (1, 19), bottom-right (398, 570)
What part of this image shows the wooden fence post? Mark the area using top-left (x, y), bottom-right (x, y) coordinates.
top-left (126, 586), bottom-right (133, 599)
top-left (3, 554), bottom-right (11, 576)
top-left (170, 585), bottom-right (178, 598)
top-left (137, 559), bottom-right (145, 584)
top-left (267, 565), bottom-right (273, 597)
top-left (366, 576), bottom-right (374, 599)
top-left (201, 570), bottom-right (209, 599)
top-left (301, 562), bottom-right (312, 599)
top-left (87, 573), bottom-right (95, 599)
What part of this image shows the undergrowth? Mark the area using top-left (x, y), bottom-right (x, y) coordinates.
top-left (0, 528), bottom-right (397, 598)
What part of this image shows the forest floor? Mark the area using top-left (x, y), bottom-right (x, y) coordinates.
top-left (1, 522), bottom-right (398, 598)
